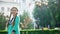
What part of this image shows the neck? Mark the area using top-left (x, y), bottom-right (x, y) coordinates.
top-left (13, 15), bottom-right (16, 18)
top-left (13, 14), bottom-right (17, 18)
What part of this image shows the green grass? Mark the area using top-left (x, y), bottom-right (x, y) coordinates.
top-left (0, 29), bottom-right (60, 32)
top-left (0, 29), bottom-right (60, 34)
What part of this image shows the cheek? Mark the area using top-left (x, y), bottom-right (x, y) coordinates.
top-left (12, 11), bottom-right (17, 15)
top-left (12, 11), bottom-right (14, 14)
top-left (14, 12), bottom-right (17, 14)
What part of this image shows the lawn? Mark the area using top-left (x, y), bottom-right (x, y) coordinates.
top-left (0, 29), bottom-right (60, 34)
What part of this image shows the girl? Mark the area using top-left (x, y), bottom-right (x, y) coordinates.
top-left (6, 7), bottom-right (20, 34)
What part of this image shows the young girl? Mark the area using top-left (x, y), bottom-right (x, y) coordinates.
top-left (6, 7), bottom-right (20, 34)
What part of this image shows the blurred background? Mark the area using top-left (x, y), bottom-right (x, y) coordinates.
top-left (0, 0), bottom-right (60, 34)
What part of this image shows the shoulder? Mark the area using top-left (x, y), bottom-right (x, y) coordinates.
top-left (16, 16), bottom-right (20, 19)
top-left (16, 16), bottom-right (20, 20)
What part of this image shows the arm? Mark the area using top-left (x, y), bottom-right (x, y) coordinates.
top-left (16, 16), bottom-right (20, 25)
top-left (6, 12), bottom-right (12, 28)
top-left (14, 16), bottom-right (20, 26)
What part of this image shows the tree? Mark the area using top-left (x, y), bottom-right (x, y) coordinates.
top-left (0, 13), bottom-right (6, 30)
top-left (33, 1), bottom-right (59, 28)
top-left (33, 0), bottom-right (60, 28)
top-left (33, 4), bottom-right (52, 28)
top-left (20, 11), bottom-right (34, 29)
top-left (48, 0), bottom-right (60, 27)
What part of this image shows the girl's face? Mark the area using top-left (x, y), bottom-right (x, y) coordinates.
top-left (11, 8), bottom-right (18, 16)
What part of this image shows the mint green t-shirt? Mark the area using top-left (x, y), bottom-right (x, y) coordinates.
top-left (8, 16), bottom-right (20, 34)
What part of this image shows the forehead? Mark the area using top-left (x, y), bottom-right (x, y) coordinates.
top-left (11, 7), bottom-right (18, 11)
top-left (11, 8), bottom-right (17, 10)
top-left (11, 8), bottom-right (18, 14)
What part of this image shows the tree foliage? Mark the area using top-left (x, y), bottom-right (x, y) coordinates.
top-left (33, 0), bottom-right (60, 28)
